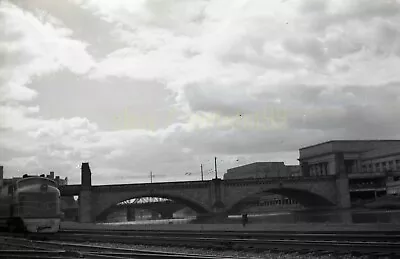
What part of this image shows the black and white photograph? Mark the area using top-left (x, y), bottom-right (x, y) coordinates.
top-left (1, 0), bottom-right (400, 258)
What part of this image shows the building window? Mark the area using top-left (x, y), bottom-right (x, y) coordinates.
top-left (323, 163), bottom-right (328, 175)
top-left (345, 160), bottom-right (353, 174)
top-left (375, 163), bottom-right (380, 172)
top-left (362, 165), bottom-right (367, 172)
top-left (389, 161), bottom-right (394, 170)
top-left (383, 161), bottom-right (389, 171)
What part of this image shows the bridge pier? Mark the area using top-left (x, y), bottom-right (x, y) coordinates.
top-left (151, 211), bottom-right (159, 220)
top-left (79, 163), bottom-right (93, 223)
top-left (210, 178), bottom-right (226, 213)
top-left (126, 207), bottom-right (135, 221)
top-left (198, 177), bottom-right (229, 221)
top-left (79, 190), bottom-right (92, 223)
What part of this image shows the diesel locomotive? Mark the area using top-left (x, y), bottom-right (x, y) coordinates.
top-left (0, 175), bottom-right (62, 233)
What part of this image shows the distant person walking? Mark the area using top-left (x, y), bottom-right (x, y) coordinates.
top-left (242, 213), bottom-right (248, 227)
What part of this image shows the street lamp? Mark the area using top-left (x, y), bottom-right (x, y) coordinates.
top-left (149, 171), bottom-right (166, 183)
top-left (214, 157), bottom-right (218, 179)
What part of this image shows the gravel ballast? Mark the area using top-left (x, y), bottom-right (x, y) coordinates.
top-left (63, 241), bottom-right (388, 259)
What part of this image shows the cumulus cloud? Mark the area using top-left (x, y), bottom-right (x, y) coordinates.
top-left (0, 1), bottom-right (94, 103)
top-left (1, 0), bottom-right (400, 186)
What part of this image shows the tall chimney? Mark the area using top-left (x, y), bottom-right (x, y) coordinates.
top-left (0, 166), bottom-right (3, 188)
top-left (81, 162), bottom-right (92, 188)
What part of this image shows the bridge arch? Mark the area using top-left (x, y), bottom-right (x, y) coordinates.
top-left (92, 191), bottom-right (209, 221)
top-left (226, 187), bottom-right (336, 213)
top-left (96, 198), bottom-right (184, 221)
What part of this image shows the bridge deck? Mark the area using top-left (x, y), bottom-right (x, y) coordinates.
top-left (60, 176), bottom-right (337, 196)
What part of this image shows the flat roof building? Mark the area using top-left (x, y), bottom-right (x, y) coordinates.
top-left (224, 162), bottom-right (300, 180)
top-left (298, 140), bottom-right (400, 177)
top-left (298, 140), bottom-right (400, 204)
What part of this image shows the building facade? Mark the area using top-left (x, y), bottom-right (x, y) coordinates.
top-left (224, 162), bottom-right (301, 180)
top-left (298, 140), bottom-right (400, 204)
top-left (298, 140), bottom-right (400, 176)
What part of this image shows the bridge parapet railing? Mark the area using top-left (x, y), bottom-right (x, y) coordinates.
top-left (224, 175), bottom-right (336, 186)
top-left (61, 181), bottom-right (211, 194)
top-left (61, 176), bottom-right (337, 193)
top-left (91, 181), bottom-right (210, 192)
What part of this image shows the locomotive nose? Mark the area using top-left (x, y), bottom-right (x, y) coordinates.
top-left (40, 184), bottom-right (48, 192)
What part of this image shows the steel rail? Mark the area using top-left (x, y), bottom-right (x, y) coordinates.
top-left (0, 250), bottom-right (81, 259)
top-left (61, 228), bottom-right (400, 234)
top-left (3, 229), bottom-right (400, 256)
top-left (0, 236), bottom-right (235, 259)
top-left (55, 232), bottom-right (400, 256)
top-left (5, 231), bottom-right (398, 256)
top-left (59, 229), bottom-right (400, 242)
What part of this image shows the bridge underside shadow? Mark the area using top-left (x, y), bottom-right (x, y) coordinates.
top-left (228, 188), bottom-right (336, 214)
top-left (94, 194), bottom-right (209, 222)
top-left (96, 203), bottom-right (186, 222)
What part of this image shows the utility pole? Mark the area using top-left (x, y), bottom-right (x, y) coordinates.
top-left (150, 171), bottom-right (153, 183)
top-left (200, 164), bottom-right (204, 181)
top-left (214, 157), bottom-right (218, 179)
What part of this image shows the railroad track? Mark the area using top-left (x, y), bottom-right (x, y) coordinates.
top-left (3, 229), bottom-right (400, 257)
top-left (0, 236), bottom-right (235, 259)
top-left (60, 229), bottom-right (400, 242)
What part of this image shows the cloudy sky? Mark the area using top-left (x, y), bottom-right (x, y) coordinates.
top-left (1, 0), bottom-right (400, 185)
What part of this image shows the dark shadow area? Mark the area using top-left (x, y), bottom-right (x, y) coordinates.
top-left (95, 194), bottom-right (208, 222)
top-left (227, 188), bottom-right (335, 214)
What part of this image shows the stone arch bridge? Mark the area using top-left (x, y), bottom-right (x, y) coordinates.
top-left (60, 163), bottom-right (350, 223)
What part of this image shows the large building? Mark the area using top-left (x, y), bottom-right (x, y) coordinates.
top-left (298, 140), bottom-right (400, 176)
top-left (298, 140), bottom-right (400, 203)
top-left (223, 140), bottom-right (400, 210)
top-left (224, 162), bottom-right (300, 180)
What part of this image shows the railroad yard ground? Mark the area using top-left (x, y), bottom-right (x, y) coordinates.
top-left (55, 222), bottom-right (400, 259)
top-left (71, 241), bottom-right (375, 259)
top-left (0, 235), bottom-right (368, 259)
top-left (61, 221), bottom-right (400, 232)
top-left (2, 222), bottom-right (399, 259)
